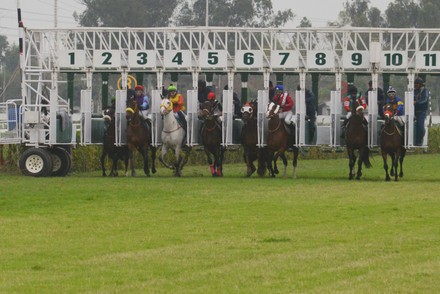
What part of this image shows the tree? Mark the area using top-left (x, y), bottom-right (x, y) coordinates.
top-left (74, 0), bottom-right (182, 27)
top-left (385, 0), bottom-right (419, 28)
top-left (298, 17), bottom-right (312, 28)
top-left (331, 0), bottom-right (385, 27)
top-left (174, 0), bottom-right (294, 28)
top-left (0, 36), bottom-right (20, 101)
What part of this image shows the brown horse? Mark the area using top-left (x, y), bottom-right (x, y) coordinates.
top-left (125, 99), bottom-right (156, 177)
top-left (100, 107), bottom-right (129, 176)
top-left (241, 100), bottom-right (266, 177)
top-left (199, 101), bottom-right (225, 177)
top-left (345, 99), bottom-right (371, 180)
top-left (380, 104), bottom-right (406, 181)
top-left (265, 102), bottom-right (299, 178)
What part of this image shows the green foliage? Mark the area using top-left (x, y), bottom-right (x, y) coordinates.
top-left (74, 0), bottom-right (181, 27)
top-left (1, 155), bottom-right (440, 292)
top-left (174, 0), bottom-right (294, 28)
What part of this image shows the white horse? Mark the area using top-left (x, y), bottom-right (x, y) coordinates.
top-left (159, 98), bottom-right (191, 176)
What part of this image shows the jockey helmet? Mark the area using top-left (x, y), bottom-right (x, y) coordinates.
top-left (168, 85), bottom-right (177, 92)
top-left (414, 77), bottom-right (424, 85)
top-left (275, 84), bottom-right (284, 92)
top-left (387, 86), bottom-right (396, 95)
top-left (348, 85), bottom-right (357, 94)
top-left (207, 91), bottom-right (216, 101)
top-left (135, 85), bottom-right (144, 91)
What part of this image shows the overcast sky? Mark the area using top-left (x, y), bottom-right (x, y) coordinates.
top-left (1, 0), bottom-right (393, 43)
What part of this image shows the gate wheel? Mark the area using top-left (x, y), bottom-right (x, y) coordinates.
top-left (19, 148), bottom-right (53, 177)
top-left (50, 147), bottom-right (71, 177)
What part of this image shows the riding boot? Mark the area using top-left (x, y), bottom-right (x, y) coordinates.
top-left (177, 111), bottom-right (188, 147)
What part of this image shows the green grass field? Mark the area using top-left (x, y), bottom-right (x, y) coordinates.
top-left (1, 154), bottom-right (439, 293)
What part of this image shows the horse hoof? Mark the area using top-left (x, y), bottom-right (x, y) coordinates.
top-left (152, 168), bottom-right (157, 174)
top-left (131, 172), bottom-right (136, 177)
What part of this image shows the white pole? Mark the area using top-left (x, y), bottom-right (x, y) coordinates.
top-left (205, 0), bottom-right (208, 26)
top-left (54, 0), bottom-right (58, 28)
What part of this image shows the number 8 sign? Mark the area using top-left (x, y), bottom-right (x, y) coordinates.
top-left (306, 50), bottom-right (334, 69)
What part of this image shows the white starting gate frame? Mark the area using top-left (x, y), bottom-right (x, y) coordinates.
top-left (2, 26), bottom-right (437, 153)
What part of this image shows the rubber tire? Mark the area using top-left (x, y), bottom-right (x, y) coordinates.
top-left (19, 148), bottom-right (53, 177)
top-left (50, 147), bottom-right (71, 177)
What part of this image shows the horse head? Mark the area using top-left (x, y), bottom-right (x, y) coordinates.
top-left (265, 102), bottom-right (281, 119)
top-left (241, 100), bottom-right (257, 123)
top-left (353, 98), bottom-right (364, 117)
top-left (199, 101), bottom-right (216, 120)
top-left (383, 104), bottom-right (395, 124)
top-left (160, 98), bottom-right (173, 116)
top-left (103, 107), bottom-right (115, 129)
top-left (126, 99), bottom-right (138, 123)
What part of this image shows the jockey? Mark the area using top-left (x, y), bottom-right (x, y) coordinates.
top-left (133, 85), bottom-right (150, 120)
top-left (207, 91), bottom-right (223, 125)
top-left (272, 84), bottom-right (294, 132)
top-left (343, 85), bottom-right (368, 128)
top-left (384, 86), bottom-right (405, 127)
top-left (167, 84), bottom-right (187, 129)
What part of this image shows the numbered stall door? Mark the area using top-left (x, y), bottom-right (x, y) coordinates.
top-left (222, 90), bottom-right (233, 146)
top-left (115, 90), bottom-right (127, 146)
top-left (367, 90), bottom-right (378, 148)
top-left (80, 89), bottom-right (92, 145)
top-left (295, 90), bottom-right (306, 146)
top-left (186, 90), bottom-right (199, 146)
top-left (257, 90), bottom-right (269, 147)
top-left (405, 92), bottom-right (415, 148)
top-left (151, 90), bottom-right (163, 147)
top-left (330, 91), bottom-right (342, 147)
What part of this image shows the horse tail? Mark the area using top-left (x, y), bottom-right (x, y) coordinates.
top-left (362, 147), bottom-right (372, 169)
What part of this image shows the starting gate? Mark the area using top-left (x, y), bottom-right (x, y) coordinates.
top-left (1, 25), bottom-right (437, 176)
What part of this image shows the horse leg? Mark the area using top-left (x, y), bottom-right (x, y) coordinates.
top-left (110, 154), bottom-right (118, 177)
top-left (273, 152), bottom-right (280, 175)
top-left (143, 146), bottom-right (150, 177)
top-left (257, 148), bottom-right (267, 177)
top-left (382, 150), bottom-right (390, 181)
top-left (205, 148), bottom-right (216, 176)
top-left (292, 147), bottom-right (299, 179)
top-left (159, 145), bottom-right (174, 170)
top-left (399, 147), bottom-right (406, 178)
top-left (393, 151), bottom-right (400, 182)
top-left (356, 151), bottom-right (363, 180)
top-left (347, 148), bottom-right (355, 180)
top-left (150, 146), bottom-right (157, 174)
top-left (217, 146), bottom-right (225, 177)
top-left (389, 152), bottom-right (395, 177)
top-left (123, 151), bottom-right (129, 177)
top-left (266, 151), bottom-right (275, 177)
top-left (280, 152), bottom-right (288, 178)
top-left (128, 148), bottom-right (136, 177)
top-left (100, 150), bottom-right (107, 177)
top-left (174, 145), bottom-right (182, 177)
top-left (245, 151), bottom-right (256, 177)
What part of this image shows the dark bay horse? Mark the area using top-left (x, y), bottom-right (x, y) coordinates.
top-left (199, 101), bottom-right (225, 177)
top-left (126, 99), bottom-right (157, 177)
top-left (265, 102), bottom-right (299, 178)
top-left (100, 107), bottom-right (129, 176)
top-left (241, 100), bottom-right (266, 177)
top-left (380, 104), bottom-right (406, 181)
top-left (345, 99), bottom-right (371, 180)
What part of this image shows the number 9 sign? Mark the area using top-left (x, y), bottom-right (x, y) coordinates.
top-left (343, 51), bottom-right (370, 69)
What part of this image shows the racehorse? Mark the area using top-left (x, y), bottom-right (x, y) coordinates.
top-left (199, 100), bottom-right (225, 176)
top-left (265, 102), bottom-right (299, 178)
top-left (380, 104), bottom-right (406, 181)
top-left (344, 98), bottom-right (371, 180)
top-left (125, 99), bottom-right (157, 177)
top-left (159, 98), bottom-right (191, 177)
top-left (100, 107), bottom-right (129, 176)
top-left (241, 100), bottom-right (266, 177)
